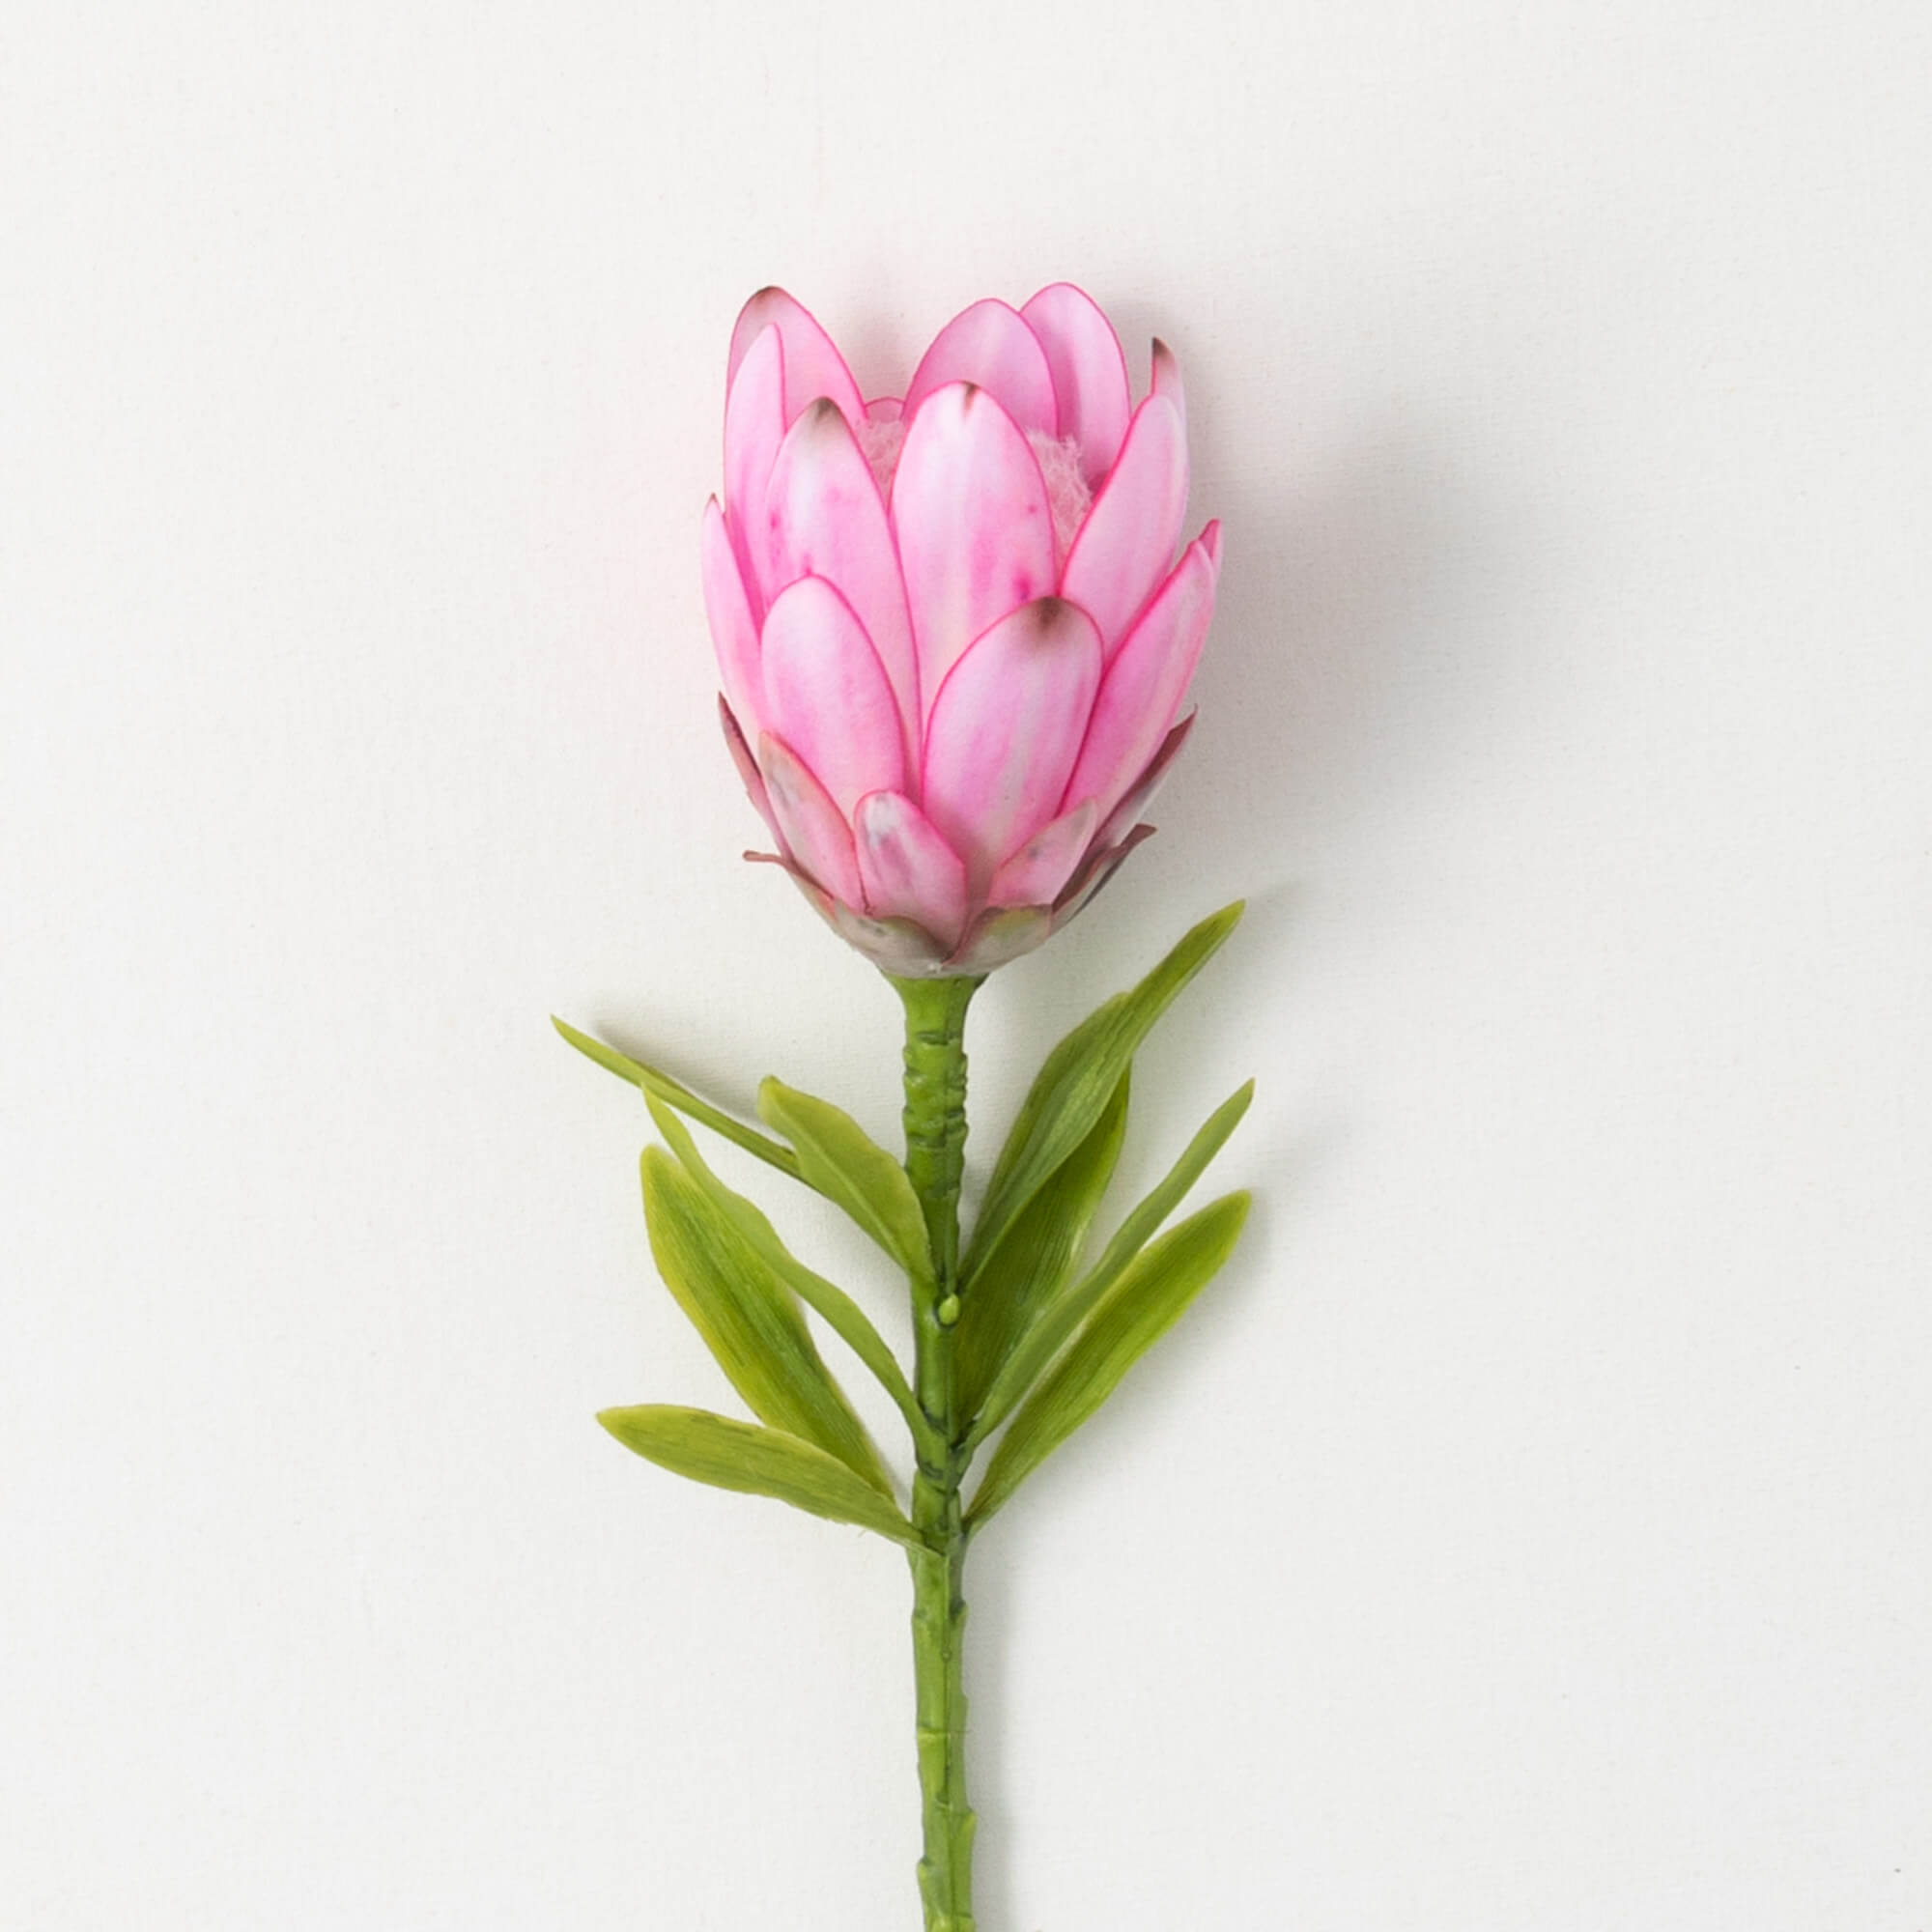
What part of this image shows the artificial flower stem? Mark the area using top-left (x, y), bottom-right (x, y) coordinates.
top-left (908, 1469), bottom-right (974, 1932)
top-left (893, 973), bottom-right (982, 1932)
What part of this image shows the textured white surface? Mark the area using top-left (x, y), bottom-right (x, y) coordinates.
top-left (5, 2), bottom-right (1930, 1926)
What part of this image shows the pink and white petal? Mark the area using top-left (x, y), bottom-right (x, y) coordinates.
top-left (756, 729), bottom-right (864, 908)
top-left (1095, 710), bottom-right (1195, 851)
top-left (891, 383), bottom-right (1057, 720)
top-left (764, 398), bottom-right (921, 760)
top-left (1063, 535), bottom-right (1216, 821)
top-left (1150, 337), bottom-right (1187, 445)
top-left (702, 497), bottom-right (765, 741)
top-left (853, 789), bottom-right (970, 949)
top-left (1059, 392), bottom-right (1188, 654)
top-left (866, 396), bottom-right (903, 422)
top-left (719, 696), bottom-right (783, 847)
top-left (901, 299), bottom-right (1058, 439)
top-left (986, 797), bottom-right (1098, 909)
top-left (920, 596), bottom-right (1103, 892)
top-left (1202, 517), bottom-right (1223, 576)
top-left (726, 287), bottom-right (866, 427)
top-left (1020, 284), bottom-right (1131, 486)
top-left (759, 576), bottom-right (905, 813)
top-left (723, 326), bottom-right (787, 614)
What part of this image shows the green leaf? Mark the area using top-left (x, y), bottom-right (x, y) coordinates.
top-left (966, 1190), bottom-right (1252, 1527)
top-left (960, 901), bottom-right (1243, 1287)
top-left (954, 1065), bottom-right (1131, 1421)
top-left (639, 1146), bottom-right (893, 1495)
top-left (969, 1079), bottom-right (1254, 1447)
top-left (599, 1406), bottom-right (920, 1546)
top-left (756, 1077), bottom-right (934, 1288)
top-left (643, 1094), bottom-right (935, 1462)
top-left (553, 1016), bottom-right (805, 1185)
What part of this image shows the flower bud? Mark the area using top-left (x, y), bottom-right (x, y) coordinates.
top-left (704, 285), bottom-right (1219, 976)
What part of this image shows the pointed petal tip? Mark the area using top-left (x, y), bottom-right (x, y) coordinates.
top-left (892, 377), bottom-right (1058, 708)
top-left (728, 290), bottom-right (865, 426)
top-left (919, 593), bottom-right (1102, 893)
top-left (902, 299), bottom-right (1057, 439)
top-left (1060, 387), bottom-right (1190, 651)
top-left (1022, 283), bottom-right (1131, 483)
top-left (759, 573), bottom-right (906, 811)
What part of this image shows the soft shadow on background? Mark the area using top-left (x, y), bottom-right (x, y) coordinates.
top-left (964, 315), bottom-right (1532, 1926)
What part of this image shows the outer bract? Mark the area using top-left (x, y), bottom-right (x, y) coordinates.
top-left (704, 284), bottom-right (1220, 977)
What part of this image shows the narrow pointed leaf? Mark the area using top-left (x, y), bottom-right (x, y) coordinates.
top-left (757, 1077), bottom-right (935, 1288)
top-left (645, 1094), bottom-right (935, 1462)
top-left (553, 1016), bottom-right (804, 1184)
top-left (640, 1146), bottom-right (893, 1494)
top-left (970, 1079), bottom-right (1253, 1446)
top-left (960, 901), bottom-right (1243, 1284)
top-left (599, 1406), bottom-right (919, 1546)
top-left (966, 1191), bottom-right (1252, 1527)
top-left (955, 1065), bottom-right (1131, 1420)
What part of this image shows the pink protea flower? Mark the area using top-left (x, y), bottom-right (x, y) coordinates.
top-left (704, 284), bottom-right (1220, 978)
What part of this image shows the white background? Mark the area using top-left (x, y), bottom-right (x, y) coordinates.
top-left (4, 3), bottom-right (1929, 1927)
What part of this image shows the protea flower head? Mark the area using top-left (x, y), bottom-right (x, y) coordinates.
top-left (704, 284), bottom-right (1220, 978)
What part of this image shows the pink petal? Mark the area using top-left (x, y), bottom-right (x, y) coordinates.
top-left (1020, 284), bottom-right (1131, 486)
top-left (866, 397), bottom-right (903, 422)
top-left (901, 299), bottom-right (1058, 439)
top-left (1203, 519), bottom-right (1223, 575)
top-left (986, 796), bottom-right (1098, 909)
top-left (1059, 393), bottom-right (1188, 655)
top-left (763, 398), bottom-right (920, 763)
top-left (726, 288), bottom-right (865, 428)
top-left (891, 383), bottom-right (1057, 723)
top-left (853, 789), bottom-right (970, 948)
top-left (756, 730), bottom-right (863, 908)
top-left (719, 696), bottom-right (782, 846)
top-left (723, 326), bottom-right (786, 615)
top-left (759, 576), bottom-right (905, 814)
top-left (1095, 709), bottom-right (1195, 852)
top-left (1150, 336), bottom-right (1187, 445)
top-left (1063, 532), bottom-right (1217, 822)
top-left (702, 497), bottom-right (764, 742)
top-left (920, 596), bottom-right (1103, 892)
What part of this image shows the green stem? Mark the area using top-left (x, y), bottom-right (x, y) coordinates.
top-left (891, 973), bottom-right (981, 1932)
